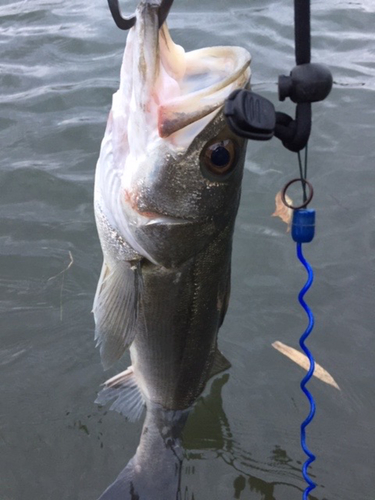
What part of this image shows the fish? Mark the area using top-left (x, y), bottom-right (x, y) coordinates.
top-left (93, 0), bottom-right (251, 496)
top-left (94, 0), bottom-right (251, 413)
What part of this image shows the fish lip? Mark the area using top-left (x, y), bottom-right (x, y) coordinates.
top-left (124, 190), bottom-right (198, 226)
top-left (136, 207), bottom-right (203, 227)
top-left (144, 215), bottom-right (193, 226)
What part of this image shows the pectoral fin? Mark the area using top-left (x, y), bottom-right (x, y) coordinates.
top-left (93, 261), bottom-right (140, 369)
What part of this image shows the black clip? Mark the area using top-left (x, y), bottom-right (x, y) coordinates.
top-left (224, 62), bottom-right (332, 153)
top-left (224, 90), bottom-right (276, 142)
top-left (275, 63), bottom-right (332, 152)
top-left (224, 0), bottom-right (333, 153)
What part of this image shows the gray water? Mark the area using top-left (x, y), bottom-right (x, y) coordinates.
top-left (1, 0), bottom-right (374, 499)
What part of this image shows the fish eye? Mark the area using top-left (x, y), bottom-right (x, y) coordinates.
top-left (201, 139), bottom-right (237, 178)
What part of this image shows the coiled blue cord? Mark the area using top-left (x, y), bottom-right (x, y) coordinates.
top-left (296, 241), bottom-right (316, 499)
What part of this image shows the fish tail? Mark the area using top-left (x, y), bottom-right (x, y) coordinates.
top-left (98, 457), bottom-right (138, 500)
top-left (98, 406), bottom-right (189, 500)
top-left (98, 456), bottom-right (181, 500)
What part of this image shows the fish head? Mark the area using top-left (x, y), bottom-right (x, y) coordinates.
top-left (96, 2), bottom-right (251, 267)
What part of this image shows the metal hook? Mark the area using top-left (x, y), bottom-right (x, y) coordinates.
top-left (107, 0), bottom-right (174, 30)
top-left (158, 0), bottom-right (174, 27)
top-left (107, 0), bottom-right (136, 30)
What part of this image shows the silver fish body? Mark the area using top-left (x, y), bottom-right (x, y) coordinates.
top-left (93, 0), bottom-right (251, 413)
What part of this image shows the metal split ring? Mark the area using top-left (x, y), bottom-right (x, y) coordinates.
top-left (281, 178), bottom-right (314, 210)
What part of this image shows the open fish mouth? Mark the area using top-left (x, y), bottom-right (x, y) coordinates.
top-left (157, 37), bottom-right (252, 140)
top-left (111, 5), bottom-right (251, 163)
top-left (114, 18), bottom-right (251, 223)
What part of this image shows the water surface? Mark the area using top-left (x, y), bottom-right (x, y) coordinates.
top-left (1, 0), bottom-right (374, 499)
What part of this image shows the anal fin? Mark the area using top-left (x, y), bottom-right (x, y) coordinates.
top-left (209, 349), bottom-right (231, 379)
top-left (95, 366), bottom-right (145, 421)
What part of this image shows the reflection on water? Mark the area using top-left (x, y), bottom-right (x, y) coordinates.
top-left (99, 374), bottom-right (317, 500)
top-left (233, 470), bottom-right (320, 500)
top-left (183, 376), bottom-right (322, 500)
top-left (98, 376), bottom-right (230, 499)
top-left (183, 375), bottom-right (231, 453)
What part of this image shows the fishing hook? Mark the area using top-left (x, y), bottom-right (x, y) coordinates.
top-left (107, 0), bottom-right (174, 30)
top-left (107, 0), bottom-right (135, 30)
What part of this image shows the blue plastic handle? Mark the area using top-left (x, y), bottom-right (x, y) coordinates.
top-left (297, 241), bottom-right (316, 499)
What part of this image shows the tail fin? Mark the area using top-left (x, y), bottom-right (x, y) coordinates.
top-left (98, 405), bottom-right (189, 500)
top-left (98, 457), bottom-right (138, 500)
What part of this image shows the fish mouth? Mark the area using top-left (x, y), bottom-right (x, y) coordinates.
top-left (135, 209), bottom-right (196, 227)
top-left (118, 8), bottom-right (251, 151)
top-left (123, 189), bottom-right (197, 226)
top-left (144, 215), bottom-right (192, 226)
top-left (157, 39), bottom-right (252, 140)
